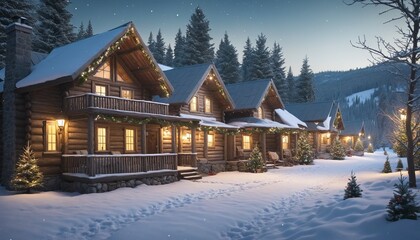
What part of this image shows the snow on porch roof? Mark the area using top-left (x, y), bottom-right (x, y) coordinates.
top-left (179, 113), bottom-right (238, 129)
top-left (275, 108), bottom-right (307, 129)
top-left (228, 117), bottom-right (290, 129)
top-left (16, 23), bottom-right (131, 89)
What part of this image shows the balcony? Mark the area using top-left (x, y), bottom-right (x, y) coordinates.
top-left (62, 153), bottom-right (178, 176)
top-left (65, 93), bottom-right (169, 115)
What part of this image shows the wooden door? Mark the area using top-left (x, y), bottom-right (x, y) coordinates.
top-left (147, 130), bottom-right (159, 153)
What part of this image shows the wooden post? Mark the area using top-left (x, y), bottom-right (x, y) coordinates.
top-left (279, 133), bottom-right (283, 160)
top-left (171, 125), bottom-right (176, 153)
top-left (261, 132), bottom-right (267, 161)
top-left (178, 126), bottom-right (182, 153)
top-left (141, 123), bottom-right (146, 154)
top-left (191, 127), bottom-right (196, 153)
top-left (87, 115), bottom-right (94, 154)
top-left (203, 129), bottom-right (208, 158)
top-left (224, 133), bottom-right (228, 161)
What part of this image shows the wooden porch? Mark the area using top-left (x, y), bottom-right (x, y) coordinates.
top-left (62, 153), bottom-right (198, 177)
top-left (64, 93), bottom-right (169, 115)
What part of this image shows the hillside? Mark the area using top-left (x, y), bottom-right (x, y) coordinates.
top-left (313, 64), bottom-right (409, 147)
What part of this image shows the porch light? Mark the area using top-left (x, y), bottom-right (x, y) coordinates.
top-left (57, 119), bottom-right (65, 129)
top-left (326, 132), bottom-right (330, 138)
top-left (368, 135), bottom-right (371, 140)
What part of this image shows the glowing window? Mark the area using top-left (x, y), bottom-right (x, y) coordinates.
top-left (46, 122), bottom-right (57, 151)
top-left (94, 62), bottom-right (111, 79)
top-left (121, 89), bottom-right (133, 99)
top-left (208, 134), bottom-right (215, 147)
top-left (282, 135), bottom-right (289, 150)
top-left (205, 97), bottom-right (212, 113)
top-left (97, 127), bottom-right (107, 151)
top-left (243, 135), bottom-right (251, 150)
top-left (95, 85), bottom-right (107, 96)
top-left (190, 96), bottom-right (198, 112)
top-left (125, 129), bottom-right (135, 151)
top-left (258, 107), bottom-right (264, 119)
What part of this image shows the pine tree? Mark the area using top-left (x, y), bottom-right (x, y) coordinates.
top-left (85, 20), bottom-right (93, 37)
top-left (0, 0), bottom-right (36, 68)
top-left (354, 138), bottom-right (364, 152)
top-left (241, 37), bottom-right (254, 81)
top-left (184, 7), bottom-right (214, 65)
top-left (251, 33), bottom-right (272, 80)
top-left (286, 67), bottom-right (295, 102)
top-left (382, 156), bottom-right (392, 173)
top-left (173, 28), bottom-right (186, 67)
top-left (164, 44), bottom-right (174, 67)
top-left (367, 143), bottom-right (374, 153)
top-left (296, 57), bottom-right (315, 103)
top-left (248, 145), bottom-right (264, 173)
top-left (154, 29), bottom-right (166, 64)
top-left (147, 32), bottom-right (156, 56)
top-left (10, 144), bottom-right (44, 193)
top-left (76, 22), bottom-right (86, 40)
top-left (343, 171), bottom-right (363, 200)
top-left (330, 138), bottom-right (346, 160)
top-left (386, 173), bottom-right (419, 221)
top-left (33, 0), bottom-right (76, 53)
top-left (271, 42), bottom-right (287, 101)
top-left (296, 132), bottom-right (314, 164)
top-left (215, 32), bottom-right (240, 84)
top-left (396, 158), bottom-right (404, 171)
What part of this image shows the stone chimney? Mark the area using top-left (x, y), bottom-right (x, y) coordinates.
top-left (1, 17), bottom-right (32, 186)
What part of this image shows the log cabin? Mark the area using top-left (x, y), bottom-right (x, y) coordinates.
top-left (0, 20), bottom-right (199, 192)
top-left (286, 101), bottom-right (345, 158)
top-left (339, 120), bottom-right (365, 149)
top-left (154, 64), bottom-right (237, 173)
top-left (225, 79), bottom-right (295, 161)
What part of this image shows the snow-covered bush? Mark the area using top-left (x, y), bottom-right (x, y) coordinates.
top-left (396, 159), bottom-right (404, 171)
top-left (382, 156), bottom-right (392, 173)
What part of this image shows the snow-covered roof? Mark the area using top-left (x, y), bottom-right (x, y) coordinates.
top-left (16, 23), bottom-right (130, 89)
top-left (228, 117), bottom-right (289, 129)
top-left (159, 64), bottom-right (173, 71)
top-left (275, 108), bottom-right (307, 129)
top-left (180, 113), bottom-right (238, 129)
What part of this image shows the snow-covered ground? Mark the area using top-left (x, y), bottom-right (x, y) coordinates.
top-left (346, 88), bottom-right (376, 107)
top-left (0, 150), bottom-right (419, 240)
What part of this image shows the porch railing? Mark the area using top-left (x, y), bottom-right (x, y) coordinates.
top-left (177, 153), bottom-right (198, 167)
top-left (62, 153), bottom-right (177, 176)
top-left (65, 93), bottom-right (169, 115)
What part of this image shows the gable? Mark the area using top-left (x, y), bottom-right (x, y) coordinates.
top-left (14, 22), bottom-right (172, 97)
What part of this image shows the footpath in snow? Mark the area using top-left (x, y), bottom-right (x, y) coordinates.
top-left (0, 150), bottom-right (418, 240)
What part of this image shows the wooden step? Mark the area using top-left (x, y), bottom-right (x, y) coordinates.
top-left (182, 174), bottom-right (202, 180)
top-left (178, 168), bottom-right (202, 180)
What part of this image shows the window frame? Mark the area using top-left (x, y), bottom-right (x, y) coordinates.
top-left (204, 96), bottom-right (212, 113)
top-left (190, 96), bottom-right (198, 112)
top-left (207, 133), bottom-right (215, 148)
top-left (93, 61), bottom-right (111, 80)
top-left (124, 128), bottom-right (137, 153)
top-left (95, 126), bottom-right (109, 152)
top-left (120, 88), bottom-right (134, 99)
top-left (93, 82), bottom-right (108, 96)
top-left (242, 135), bottom-right (252, 150)
top-left (282, 135), bottom-right (289, 150)
top-left (44, 120), bottom-right (59, 152)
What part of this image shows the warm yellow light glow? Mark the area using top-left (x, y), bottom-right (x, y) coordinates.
top-left (163, 127), bottom-right (171, 137)
top-left (326, 132), bottom-right (331, 138)
top-left (368, 135), bottom-right (371, 140)
top-left (182, 133), bottom-right (191, 143)
top-left (56, 119), bottom-right (65, 128)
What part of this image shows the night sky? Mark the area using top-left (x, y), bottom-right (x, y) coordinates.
top-left (68, 0), bottom-right (401, 73)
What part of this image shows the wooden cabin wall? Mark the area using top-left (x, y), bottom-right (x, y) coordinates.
top-left (179, 84), bottom-right (224, 121)
top-left (256, 101), bottom-right (274, 120)
top-left (67, 119), bottom-right (88, 153)
top-left (68, 76), bottom-right (152, 100)
top-left (266, 133), bottom-right (277, 153)
top-left (206, 131), bottom-right (225, 161)
top-left (30, 86), bottom-right (63, 175)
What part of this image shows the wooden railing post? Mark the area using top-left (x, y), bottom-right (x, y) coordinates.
top-left (203, 129), bottom-right (208, 158)
top-left (141, 124), bottom-right (147, 154)
top-left (171, 125), bottom-right (176, 153)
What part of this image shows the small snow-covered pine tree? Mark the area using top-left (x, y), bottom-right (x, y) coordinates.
top-left (85, 20), bottom-right (93, 38)
top-left (164, 44), bottom-right (174, 67)
top-left (295, 56), bottom-right (315, 103)
top-left (154, 29), bottom-right (166, 64)
top-left (396, 159), bottom-right (404, 171)
top-left (242, 37), bottom-right (254, 81)
top-left (343, 171), bottom-right (363, 200)
top-left (250, 33), bottom-right (272, 80)
top-left (296, 132), bottom-right (314, 164)
top-left (76, 22), bottom-right (86, 40)
top-left (367, 143), bottom-right (374, 153)
top-left (354, 138), bottom-right (364, 152)
top-left (286, 67), bottom-right (295, 102)
top-left (382, 156), bottom-right (392, 173)
top-left (330, 138), bottom-right (346, 160)
top-left (248, 145), bottom-right (264, 173)
top-left (386, 173), bottom-right (419, 221)
top-left (173, 28), bottom-right (186, 67)
top-left (10, 144), bottom-right (44, 193)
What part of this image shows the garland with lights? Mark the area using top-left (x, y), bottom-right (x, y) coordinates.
top-left (77, 24), bottom-right (170, 97)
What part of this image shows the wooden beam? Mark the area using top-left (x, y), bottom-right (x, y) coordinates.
top-left (116, 45), bottom-right (143, 57)
top-left (131, 67), bottom-right (151, 74)
top-left (261, 132), bottom-right (267, 161)
top-left (87, 115), bottom-right (94, 154)
top-left (224, 133), bottom-right (228, 161)
top-left (203, 129), bottom-right (208, 158)
top-left (171, 125), bottom-right (176, 153)
top-left (141, 124), bottom-right (146, 154)
top-left (191, 127), bottom-right (196, 153)
top-left (177, 127), bottom-right (182, 153)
